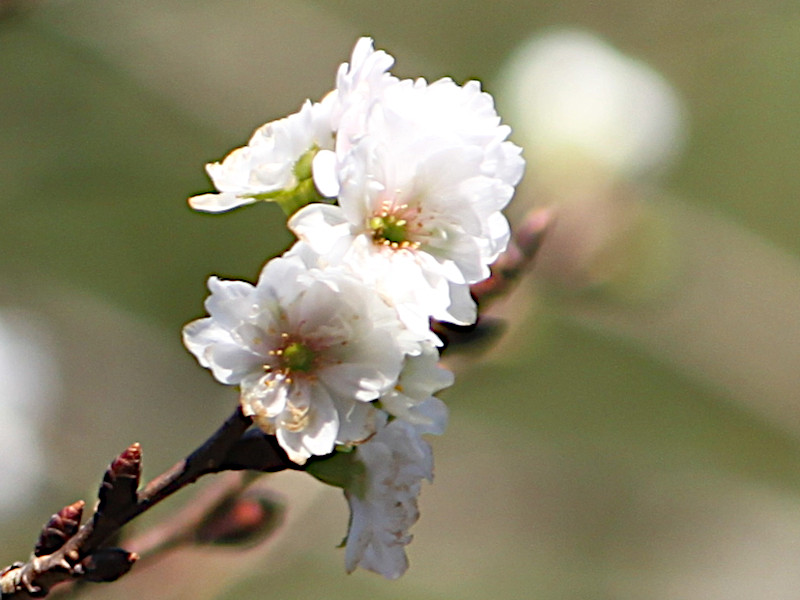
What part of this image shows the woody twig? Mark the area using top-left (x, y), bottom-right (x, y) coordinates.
top-left (0, 407), bottom-right (298, 599)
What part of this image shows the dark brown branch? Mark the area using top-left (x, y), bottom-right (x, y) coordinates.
top-left (217, 429), bottom-right (306, 473)
top-left (0, 406), bottom-right (297, 599)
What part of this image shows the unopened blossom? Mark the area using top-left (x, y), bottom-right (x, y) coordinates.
top-left (182, 250), bottom-right (411, 464)
top-left (289, 75), bottom-right (525, 332)
top-left (343, 401), bottom-right (446, 579)
top-left (189, 100), bottom-right (334, 213)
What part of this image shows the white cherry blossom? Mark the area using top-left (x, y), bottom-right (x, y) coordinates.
top-left (189, 100), bottom-right (334, 213)
top-left (329, 37), bottom-right (398, 144)
top-left (313, 37), bottom-right (398, 197)
top-left (180, 35), bottom-right (524, 577)
top-left (289, 76), bottom-right (524, 330)
top-left (343, 401), bottom-right (446, 579)
top-left (182, 250), bottom-right (410, 464)
top-left (190, 37), bottom-right (398, 211)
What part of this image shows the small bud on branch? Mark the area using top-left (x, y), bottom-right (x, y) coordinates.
top-left (96, 443), bottom-right (142, 521)
top-left (76, 549), bottom-right (138, 583)
top-left (34, 501), bottom-right (85, 558)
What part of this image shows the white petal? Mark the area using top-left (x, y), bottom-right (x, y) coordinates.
top-left (288, 204), bottom-right (354, 257)
top-left (409, 397), bottom-right (449, 435)
top-left (188, 191), bottom-right (257, 213)
top-left (276, 429), bottom-right (312, 465)
top-left (188, 100), bottom-right (335, 213)
top-left (438, 281), bottom-right (477, 325)
top-left (318, 362), bottom-right (390, 402)
top-left (333, 396), bottom-right (377, 446)
top-left (299, 384), bottom-right (340, 455)
top-left (275, 382), bottom-right (339, 463)
top-left (206, 344), bottom-right (264, 384)
top-left (311, 149), bottom-right (340, 197)
top-left (182, 318), bottom-right (232, 368)
top-left (240, 372), bottom-right (290, 418)
top-left (343, 419), bottom-right (434, 579)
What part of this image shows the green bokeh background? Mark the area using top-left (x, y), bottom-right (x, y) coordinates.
top-left (3, 1), bottom-right (800, 599)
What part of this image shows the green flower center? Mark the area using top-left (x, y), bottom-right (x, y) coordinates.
top-left (282, 341), bottom-right (316, 373)
top-left (370, 214), bottom-right (409, 246)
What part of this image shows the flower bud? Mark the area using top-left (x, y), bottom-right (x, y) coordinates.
top-left (34, 500), bottom-right (84, 557)
top-left (96, 443), bottom-right (142, 519)
top-left (79, 548), bottom-right (138, 583)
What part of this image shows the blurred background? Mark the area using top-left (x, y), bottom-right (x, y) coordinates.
top-left (3, 1), bottom-right (800, 598)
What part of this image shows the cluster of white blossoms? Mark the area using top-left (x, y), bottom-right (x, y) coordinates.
top-left (183, 38), bottom-right (523, 579)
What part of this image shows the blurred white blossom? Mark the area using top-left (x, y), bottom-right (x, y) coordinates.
top-left (0, 310), bottom-right (59, 515)
top-left (498, 29), bottom-right (685, 183)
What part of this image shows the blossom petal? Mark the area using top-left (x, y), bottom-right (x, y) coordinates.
top-left (311, 149), bottom-right (340, 197)
top-left (188, 192), bottom-right (258, 213)
top-left (288, 203), bottom-right (354, 259)
top-left (343, 419), bottom-right (434, 578)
